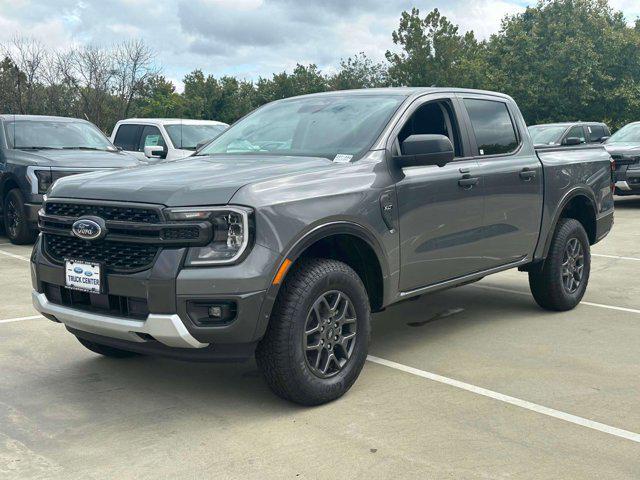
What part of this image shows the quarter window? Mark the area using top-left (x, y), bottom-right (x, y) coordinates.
top-left (463, 99), bottom-right (519, 156)
top-left (113, 124), bottom-right (141, 151)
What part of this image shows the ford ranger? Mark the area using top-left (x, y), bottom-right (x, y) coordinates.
top-left (30, 88), bottom-right (615, 405)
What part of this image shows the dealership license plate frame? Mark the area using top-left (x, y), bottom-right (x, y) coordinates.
top-left (64, 259), bottom-right (103, 294)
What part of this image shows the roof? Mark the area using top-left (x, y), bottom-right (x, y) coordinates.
top-left (529, 121), bottom-right (608, 128)
top-left (0, 114), bottom-right (90, 123)
top-left (281, 87), bottom-right (515, 102)
top-left (115, 118), bottom-right (228, 126)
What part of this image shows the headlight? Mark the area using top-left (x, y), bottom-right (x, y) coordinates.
top-left (34, 170), bottom-right (80, 194)
top-left (165, 206), bottom-right (253, 265)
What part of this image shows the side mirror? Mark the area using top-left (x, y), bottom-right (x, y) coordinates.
top-left (195, 140), bottom-right (210, 151)
top-left (395, 134), bottom-right (454, 168)
top-left (144, 145), bottom-right (166, 159)
top-left (563, 137), bottom-right (582, 146)
top-left (600, 136), bottom-right (610, 143)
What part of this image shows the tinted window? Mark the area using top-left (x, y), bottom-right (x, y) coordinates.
top-left (565, 125), bottom-right (586, 143)
top-left (588, 125), bottom-right (605, 142)
top-left (463, 99), bottom-right (518, 155)
top-left (113, 124), bottom-right (141, 151)
top-left (138, 126), bottom-right (166, 152)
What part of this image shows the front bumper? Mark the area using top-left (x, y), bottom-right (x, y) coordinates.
top-left (614, 167), bottom-right (640, 195)
top-left (31, 236), bottom-right (280, 361)
top-left (33, 291), bottom-right (207, 348)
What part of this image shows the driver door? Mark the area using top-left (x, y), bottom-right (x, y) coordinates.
top-left (393, 95), bottom-right (487, 292)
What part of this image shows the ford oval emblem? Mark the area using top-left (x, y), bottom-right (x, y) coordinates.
top-left (72, 217), bottom-right (105, 240)
top-left (74, 266), bottom-right (83, 274)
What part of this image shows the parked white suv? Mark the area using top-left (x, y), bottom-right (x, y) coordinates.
top-left (110, 118), bottom-right (228, 161)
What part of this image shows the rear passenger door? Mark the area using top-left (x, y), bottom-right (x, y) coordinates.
top-left (460, 95), bottom-right (543, 268)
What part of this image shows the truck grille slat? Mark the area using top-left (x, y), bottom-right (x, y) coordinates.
top-left (45, 202), bottom-right (160, 223)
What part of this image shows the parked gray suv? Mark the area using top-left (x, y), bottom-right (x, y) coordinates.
top-left (31, 88), bottom-right (614, 405)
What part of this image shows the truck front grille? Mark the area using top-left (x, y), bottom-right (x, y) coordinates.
top-left (44, 234), bottom-right (159, 272)
top-left (45, 202), bottom-right (160, 223)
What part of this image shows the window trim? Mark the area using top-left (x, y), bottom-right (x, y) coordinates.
top-left (385, 93), bottom-right (474, 163)
top-left (459, 95), bottom-right (524, 160)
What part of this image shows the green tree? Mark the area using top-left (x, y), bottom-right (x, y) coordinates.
top-left (328, 53), bottom-right (389, 90)
top-left (487, 0), bottom-right (640, 128)
top-left (385, 8), bottom-right (488, 88)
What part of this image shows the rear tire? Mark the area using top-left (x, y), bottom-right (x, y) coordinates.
top-left (529, 218), bottom-right (590, 311)
top-left (76, 337), bottom-right (140, 358)
top-left (3, 189), bottom-right (37, 245)
top-left (256, 258), bottom-right (371, 406)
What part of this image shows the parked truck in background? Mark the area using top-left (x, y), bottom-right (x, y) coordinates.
top-left (604, 121), bottom-right (640, 196)
top-left (0, 115), bottom-right (140, 244)
top-left (110, 118), bottom-right (229, 161)
top-left (31, 88), bottom-right (614, 405)
top-left (528, 121), bottom-right (610, 147)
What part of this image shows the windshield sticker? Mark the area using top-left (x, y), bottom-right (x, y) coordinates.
top-left (334, 154), bottom-right (353, 163)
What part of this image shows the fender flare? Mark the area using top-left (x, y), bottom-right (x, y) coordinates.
top-left (539, 187), bottom-right (598, 260)
top-left (253, 220), bottom-right (390, 340)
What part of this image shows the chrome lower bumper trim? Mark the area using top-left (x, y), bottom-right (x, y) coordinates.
top-left (615, 180), bottom-right (631, 191)
top-left (32, 291), bottom-right (208, 349)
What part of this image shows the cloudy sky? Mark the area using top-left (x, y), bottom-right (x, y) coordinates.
top-left (1, 0), bottom-right (639, 90)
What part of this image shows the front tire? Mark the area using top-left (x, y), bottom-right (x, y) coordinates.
top-left (256, 258), bottom-right (371, 406)
top-left (76, 337), bottom-right (140, 358)
top-left (3, 188), bottom-right (37, 244)
top-left (529, 218), bottom-right (591, 311)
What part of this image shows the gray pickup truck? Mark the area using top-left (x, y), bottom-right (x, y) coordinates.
top-left (31, 88), bottom-right (614, 405)
top-left (0, 115), bottom-right (139, 244)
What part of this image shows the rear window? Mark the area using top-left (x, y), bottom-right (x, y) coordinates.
top-left (113, 124), bottom-right (141, 151)
top-left (463, 99), bottom-right (519, 156)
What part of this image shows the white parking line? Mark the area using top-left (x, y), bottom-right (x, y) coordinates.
top-left (0, 315), bottom-right (42, 324)
top-left (0, 249), bottom-right (30, 262)
top-left (367, 355), bottom-right (640, 443)
top-left (592, 253), bottom-right (640, 262)
top-left (472, 284), bottom-right (640, 315)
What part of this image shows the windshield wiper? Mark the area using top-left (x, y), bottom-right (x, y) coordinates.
top-left (16, 146), bottom-right (62, 150)
top-left (61, 146), bottom-right (112, 151)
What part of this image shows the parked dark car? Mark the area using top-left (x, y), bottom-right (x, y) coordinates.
top-left (604, 121), bottom-right (640, 196)
top-left (0, 115), bottom-right (140, 244)
top-left (528, 122), bottom-right (610, 147)
top-left (31, 88), bottom-right (614, 405)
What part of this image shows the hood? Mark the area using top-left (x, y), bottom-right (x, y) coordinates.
top-left (48, 154), bottom-right (336, 206)
top-left (6, 148), bottom-right (140, 168)
top-left (604, 143), bottom-right (640, 157)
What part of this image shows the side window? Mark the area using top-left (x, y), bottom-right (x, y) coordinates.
top-left (588, 125), bottom-right (605, 142)
top-left (113, 124), bottom-right (141, 151)
top-left (397, 100), bottom-right (463, 157)
top-left (565, 125), bottom-right (586, 143)
top-left (463, 99), bottom-right (519, 156)
top-left (138, 126), bottom-right (166, 152)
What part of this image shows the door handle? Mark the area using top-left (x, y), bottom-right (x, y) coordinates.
top-left (519, 168), bottom-right (536, 181)
top-left (458, 175), bottom-right (480, 188)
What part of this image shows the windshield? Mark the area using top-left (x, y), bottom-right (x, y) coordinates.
top-left (4, 120), bottom-right (115, 151)
top-left (165, 124), bottom-right (228, 150)
top-left (607, 123), bottom-right (640, 144)
top-left (528, 125), bottom-right (567, 145)
top-left (199, 94), bottom-right (405, 160)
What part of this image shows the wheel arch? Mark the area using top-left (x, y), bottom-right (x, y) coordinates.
top-left (542, 188), bottom-right (597, 259)
top-left (255, 221), bottom-right (389, 340)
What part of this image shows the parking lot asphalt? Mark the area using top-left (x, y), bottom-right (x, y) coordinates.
top-left (1, 197), bottom-right (639, 479)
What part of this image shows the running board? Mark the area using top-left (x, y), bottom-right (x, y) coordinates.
top-left (398, 257), bottom-right (529, 299)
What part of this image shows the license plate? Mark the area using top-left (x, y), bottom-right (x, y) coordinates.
top-left (65, 259), bottom-right (102, 293)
